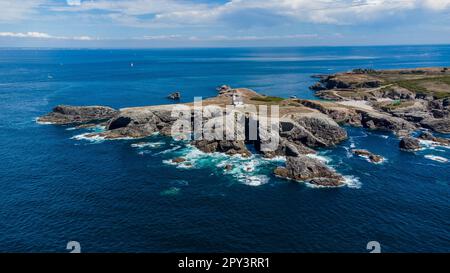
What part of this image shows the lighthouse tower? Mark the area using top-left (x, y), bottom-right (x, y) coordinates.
top-left (232, 91), bottom-right (244, 106)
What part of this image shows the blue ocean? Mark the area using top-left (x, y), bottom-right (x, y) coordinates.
top-left (0, 46), bottom-right (449, 253)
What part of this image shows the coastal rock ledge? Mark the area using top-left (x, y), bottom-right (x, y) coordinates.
top-left (37, 105), bottom-right (118, 125)
top-left (274, 156), bottom-right (345, 187)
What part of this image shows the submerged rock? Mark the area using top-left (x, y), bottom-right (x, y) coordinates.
top-left (274, 155), bottom-right (345, 187)
top-left (352, 149), bottom-right (384, 163)
top-left (172, 157), bottom-right (187, 163)
top-left (38, 105), bottom-right (117, 125)
top-left (418, 131), bottom-right (450, 146)
top-left (399, 137), bottom-right (421, 151)
top-left (167, 92), bottom-right (181, 100)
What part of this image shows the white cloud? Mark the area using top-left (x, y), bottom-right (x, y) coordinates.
top-left (423, 0), bottom-right (450, 10)
top-left (0, 31), bottom-right (94, 40)
top-left (138, 34), bottom-right (183, 40)
top-left (67, 0), bottom-right (82, 6)
top-left (0, 32), bottom-right (52, 38)
top-left (0, 0), bottom-right (45, 21)
top-left (133, 33), bottom-right (318, 41)
top-left (2, 0), bottom-right (450, 32)
top-left (204, 34), bottom-right (319, 41)
top-left (53, 0), bottom-right (450, 27)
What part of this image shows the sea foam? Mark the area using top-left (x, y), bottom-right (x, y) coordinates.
top-left (306, 153), bottom-right (332, 164)
top-left (419, 139), bottom-right (450, 150)
top-left (343, 176), bottom-right (362, 189)
top-left (71, 133), bottom-right (106, 143)
top-left (131, 142), bottom-right (165, 149)
top-left (424, 155), bottom-right (448, 163)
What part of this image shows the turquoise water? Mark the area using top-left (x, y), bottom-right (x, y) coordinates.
top-left (0, 46), bottom-right (449, 252)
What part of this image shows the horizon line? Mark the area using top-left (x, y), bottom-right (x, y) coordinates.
top-left (1, 43), bottom-right (450, 50)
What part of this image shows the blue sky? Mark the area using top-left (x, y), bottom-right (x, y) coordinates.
top-left (1, 0), bottom-right (450, 47)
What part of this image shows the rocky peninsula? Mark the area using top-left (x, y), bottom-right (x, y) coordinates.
top-left (38, 67), bottom-right (450, 187)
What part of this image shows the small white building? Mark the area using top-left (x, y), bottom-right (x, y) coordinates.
top-left (232, 92), bottom-right (244, 106)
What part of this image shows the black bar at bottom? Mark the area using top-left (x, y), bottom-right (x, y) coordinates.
top-left (0, 253), bottom-right (446, 272)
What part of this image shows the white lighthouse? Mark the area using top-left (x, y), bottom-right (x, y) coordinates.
top-left (232, 92), bottom-right (244, 106)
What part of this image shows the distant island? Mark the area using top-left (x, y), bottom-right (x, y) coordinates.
top-left (38, 67), bottom-right (450, 188)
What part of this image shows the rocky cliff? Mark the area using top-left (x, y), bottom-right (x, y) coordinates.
top-left (38, 68), bottom-right (450, 187)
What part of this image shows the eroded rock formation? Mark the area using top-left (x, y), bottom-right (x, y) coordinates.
top-left (38, 105), bottom-right (117, 125)
top-left (274, 156), bottom-right (345, 187)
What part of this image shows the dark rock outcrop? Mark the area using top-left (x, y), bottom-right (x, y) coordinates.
top-left (420, 118), bottom-right (450, 134)
top-left (167, 92), bottom-right (181, 100)
top-left (38, 105), bottom-right (117, 125)
top-left (319, 75), bottom-right (382, 90)
top-left (274, 155), bottom-right (345, 187)
top-left (352, 149), bottom-right (384, 163)
top-left (281, 113), bottom-right (347, 147)
top-left (359, 110), bottom-right (415, 133)
top-left (104, 109), bottom-right (162, 138)
top-left (260, 139), bottom-right (315, 158)
top-left (399, 137), bottom-right (421, 151)
top-left (309, 82), bottom-right (326, 91)
top-left (192, 140), bottom-right (251, 157)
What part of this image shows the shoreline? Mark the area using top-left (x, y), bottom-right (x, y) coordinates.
top-left (37, 67), bottom-right (450, 187)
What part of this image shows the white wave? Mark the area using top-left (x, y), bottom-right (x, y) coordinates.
top-left (306, 153), bottom-right (332, 164)
top-left (424, 155), bottom-right (448, 163)
top-left (35, 118), bottom-right (53, 125)
top-left (88, 125), bottom-right (106, 132)
top-left (71, 133), bottom-right (106, 143)
top-left (419, 139), bottom-right (450, 150)
top-left (155, 145), bottom-right (182, 155)
top-left (162, 159), bottom-right (177, 166)
top-left (162, 159), bottom-right (194, 168)
top-left (343, 176), bottom-right (362, 189)
top-left (348, 137), bottom-right (356, 149)
top-left (262, 155), bottom-right (286, 162)
top-left (354, 153), bottom-right (386, 164)
top-left (237, 174), bottom-right (269, 187)
top-left (344, 147), bottom-right (353, 158)
top-left (171, 145), bottom-right (273, 186)
top-left (176, 163), bottom-right (194, 169)
top-left (131, 142), bottom-right (165, 148)
top-left (183, 145), bottom-right (212, 158)
top-left (65, 124), bottom-right (105, 132)
top-left (241, 160), bottom-right (259, 172)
